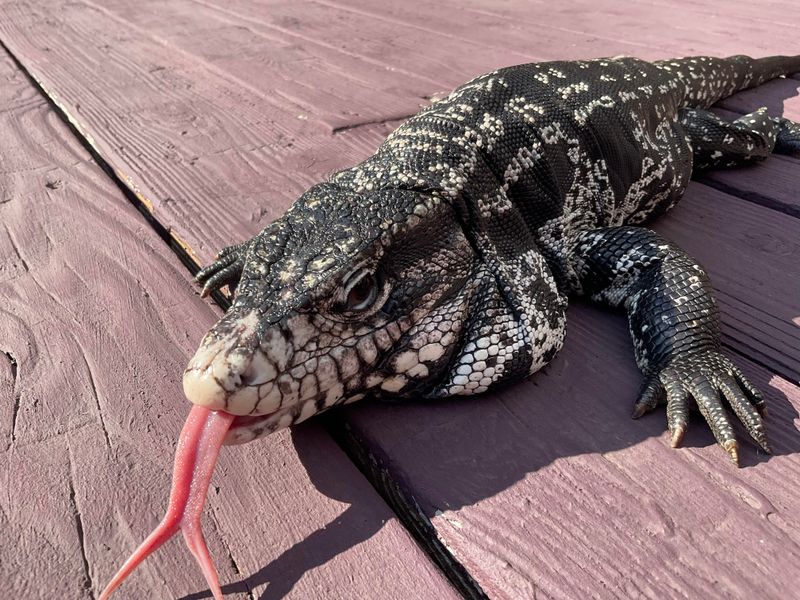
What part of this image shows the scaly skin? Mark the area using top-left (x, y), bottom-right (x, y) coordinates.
top-left (186, 54), bottom-right (800, 463)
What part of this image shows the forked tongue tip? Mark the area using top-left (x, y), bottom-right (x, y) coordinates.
top-left (99, 406), bottom-right (235, 600)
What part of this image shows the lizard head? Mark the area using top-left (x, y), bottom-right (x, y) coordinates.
top-left (183, 181), bottom-right (487, 444)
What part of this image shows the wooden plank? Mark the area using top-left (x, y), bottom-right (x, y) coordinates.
top-left (363, 0), bottom-right (800, 57)
top-left (698, 156), bottom-right (800, 219)
top-left (84, 0), bottom-right (434, 131)
top-left (93, 0), bottom-right (800, 108)
top-left (2, 0), bottom-right (797, 263)
top-left (138, 0), bottom-right (539, 88)
top-left (0, 50), bottom-right (457, 599)
top-left (304, 0), bottom-right (800, 67)
top-left (716, 77), bottom-right (800, 122)
top-left (310, 0), bottom-right (800, 131)
top-left (627, 0), bottom-right (800, 30)
top-left (0, 0), bottom-right (796, 379)
top-left (698, 108), bottom-right (800, 219)
top-left (343, 301), bottom-right (800, 599)
top-left (0, 0), bottom-right (399, 260)
top-left (89, 0), bottom-right (443, 123)
top-left (86, 0), bottom-right (800, 222)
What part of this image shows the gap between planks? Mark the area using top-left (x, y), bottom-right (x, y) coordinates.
top-left (0, 38), bottom-right (232, 311)
top-left (322, 413), bottom-right (490, 600)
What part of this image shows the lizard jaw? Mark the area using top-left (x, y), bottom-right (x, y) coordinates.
top-left (184, 307), bottom-right (380, 444)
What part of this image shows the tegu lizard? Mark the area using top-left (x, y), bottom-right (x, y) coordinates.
top-left (101, 54), bottom-right (800, 599)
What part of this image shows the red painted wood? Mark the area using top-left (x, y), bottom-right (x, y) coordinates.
top-left (0, 50), bottom-right (456, 600)
top-left (0, 0), bottom-right (796, 377)
top-left (699, 156), bottom-right (800, 218)
top-left (1, 0), bottom-right (797, 256)
top-left (1, 1), bottom-right (798, 598)
top-left (717, 77), bottom-right (800, 123)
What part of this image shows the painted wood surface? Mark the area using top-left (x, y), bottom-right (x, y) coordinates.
top-left (1, 0), bottom-right (798, 259)
top-left (0, 0), bottom-right (798, 598)
top-left (0, 50), bottom-right (457, 600)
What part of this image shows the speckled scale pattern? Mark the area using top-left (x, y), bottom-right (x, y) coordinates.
top-left (195, 54), bottom-right (800, 459)
top-left (680, 107), bottom-right (780, 171)
top-left (568, 227), bottom-right (718, 372)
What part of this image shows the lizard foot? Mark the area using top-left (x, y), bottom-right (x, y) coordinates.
top-left (631, 350), bottom-right (769, 465)
top-left (195, 241), bottom-right (250, 297)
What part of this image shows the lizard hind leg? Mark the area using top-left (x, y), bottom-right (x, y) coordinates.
top-left (680, 107), bottom-right (780, 171)
top-left (775, 117), bottom-right (800, 155)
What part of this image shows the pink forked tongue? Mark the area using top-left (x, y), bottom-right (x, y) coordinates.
top-left (99, 406), bottom-right (235, 600)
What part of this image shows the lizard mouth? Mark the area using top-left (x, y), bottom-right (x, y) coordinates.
top-left (229, 414), bottom-right (270, 428)
top-left (225, 412), bottom-right (278, 443)
top-left (182, 310), bottom-right (294, 422)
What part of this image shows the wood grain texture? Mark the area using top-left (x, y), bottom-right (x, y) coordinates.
top-left (699, 156), bottom-right (800, 219)
top-left (0, 0), bottom-right (796, 376)
top-left (1, 0), bottom-right (798, 266)
top-left (1, 1), bottom-right (799, 598)
top-left (0, 50), bottom-right (457, 600)
top-left (330, 0), bottom-right (800, 60)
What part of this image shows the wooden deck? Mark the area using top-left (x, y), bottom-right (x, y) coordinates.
top-left (0, 1), bottom-right (798, 598)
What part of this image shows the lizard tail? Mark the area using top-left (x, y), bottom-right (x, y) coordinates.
top-left (656, 54), bottom-right (800, 109)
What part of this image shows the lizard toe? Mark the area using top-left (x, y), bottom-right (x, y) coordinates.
top-left (196, 241), bottom-right (250, 297)
top-left (652, 351), bottom-right (770, 465)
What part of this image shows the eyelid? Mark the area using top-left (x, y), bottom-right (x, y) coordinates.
top-left (342, 268), bottom-right (371, 298)
top-left (328, 265), bottom-right (391, 320)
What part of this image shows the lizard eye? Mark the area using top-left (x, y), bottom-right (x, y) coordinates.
top-left (341, 270), bottom-right (379, 312)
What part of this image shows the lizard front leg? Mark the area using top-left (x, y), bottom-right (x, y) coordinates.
top-left (568, 226), bottom-right (769, 464)
top-left (195, 240), bottom-right (253, 297)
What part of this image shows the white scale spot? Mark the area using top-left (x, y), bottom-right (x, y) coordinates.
top-left (381, 375), bottom-right (408, 393)
top-left (419, 343), bottom-right (446, 362)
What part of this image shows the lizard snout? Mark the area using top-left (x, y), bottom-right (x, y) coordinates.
top-left (183, 310), bottom-right (291, 416)
top-left (183, 310), bottom-right (264, 413)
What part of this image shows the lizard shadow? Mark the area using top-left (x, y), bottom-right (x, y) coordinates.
top-left (332, 302), bottom-right (799, 514)
top-left (179, 426), bottom-right (397, 600)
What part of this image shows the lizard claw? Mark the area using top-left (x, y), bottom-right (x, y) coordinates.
top-left (195, 241), bottom-right (250, 297)
top-left (631, 377), bottom-right (665, 418)
top-left (633, 350), bottom-right (770, 464)
top-left (670, 423), bottom-right (687, 448)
